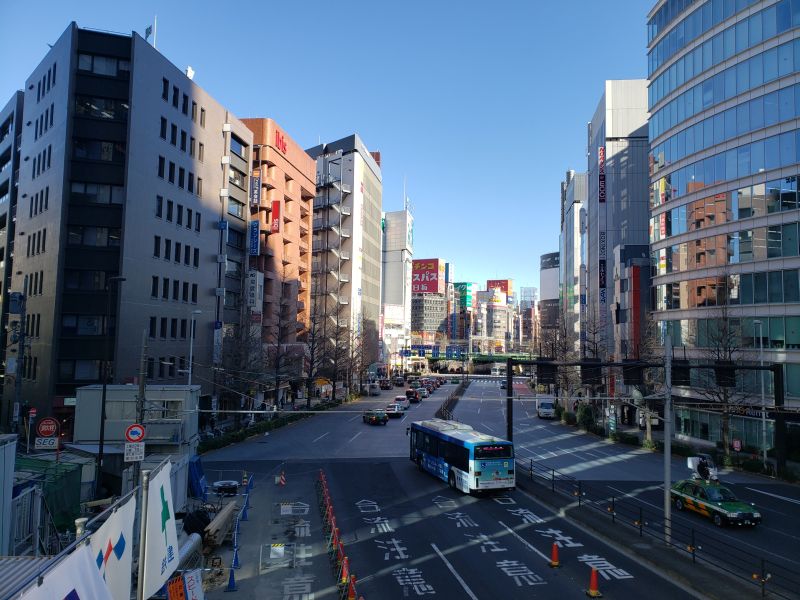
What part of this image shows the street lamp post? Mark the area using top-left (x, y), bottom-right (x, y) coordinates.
top-left (95, 276), bottom-right (126, 500)
top-left (187, 310), bottom-right (202, 387)
top-left (753, 319), bottom-right (767, 470)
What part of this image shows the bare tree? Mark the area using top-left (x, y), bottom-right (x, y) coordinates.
top-left (692, 281), bottom-right (749, 459)
top-left (304, 277), bottom-right (327, 408)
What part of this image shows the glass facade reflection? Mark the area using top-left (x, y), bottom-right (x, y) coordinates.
top-left (649, 0), bottom-right (800, 400)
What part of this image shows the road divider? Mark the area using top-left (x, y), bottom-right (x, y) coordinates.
top-left (435, 381), bottom-right (470, 420)
top-left (315, 469), bottom-right (363, 600)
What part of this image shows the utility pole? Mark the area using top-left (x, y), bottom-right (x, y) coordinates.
top-left (133, 329), bottom-right (148, 490)
top-left (506, 357), bottom-right (513, 442)
top-left (664, 335), bottom-right (672, 546)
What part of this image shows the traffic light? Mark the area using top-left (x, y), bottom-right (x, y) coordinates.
top-left (622, 360), bottom-right (643, 386)
top-left (671, 359), bottom-right (691, 386)
top-left (537, 359), bottom-right (556, 385)
top-left (714, 360), bottom-right (736, 388)
top-left (581, 358), bottom-right (602, 385)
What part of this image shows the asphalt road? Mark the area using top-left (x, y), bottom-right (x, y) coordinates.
top-left (202, 381), bottom-right (696, 599)
top-left (455, 380), bottom-right (800, 589)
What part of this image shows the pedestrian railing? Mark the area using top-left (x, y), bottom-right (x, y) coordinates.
top-left (516, 458), bottom-right (800, 599)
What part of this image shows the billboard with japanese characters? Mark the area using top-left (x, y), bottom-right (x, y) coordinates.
top-left (412, 259), bottom-right (445, 294)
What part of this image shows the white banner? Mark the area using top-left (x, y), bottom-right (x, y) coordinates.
top-left (184, 568), bottom-right (205, 600)
top-left (19, 544), bottom-right (112, 599)
top-left (142, 462), bottom-right (179, 599)
top-left (89, 494), bottom-right (136, 600)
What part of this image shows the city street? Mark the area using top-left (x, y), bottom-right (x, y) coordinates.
top-left (203, 381), bottom-right (697, 599)
top-left (455, 380), bottom-right (800, 577)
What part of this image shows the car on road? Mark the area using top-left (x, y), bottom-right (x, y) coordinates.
top-left (393, 376), bottom-right (405, 387)
top-left (670, 479), bottom-right (761, 527)
top-left (362, 409), bottom-right (389, 425)
top-left (406, 389), bottom-right (420, 403)
top-left (418, 387), bottom-right (430, 399)
top-left (379, 379), bottom-right (393, 390)
top-left (368, 383), bottom-right (381, 396)
top-left (500, 380), bottom-right (507, 389)
top-left (393, 395), bottom-right (410, 410)
top-left (537, 399), bottom-right (555, 419)
top-left (385, 403), bottom-right (404, 418)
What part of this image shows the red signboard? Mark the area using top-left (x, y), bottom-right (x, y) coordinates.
top-left (37, 417), bottom-right (59, 437)
top-left (486, 279), bottom-right (512, 297)
top-left (271, 200), bottom-right (281, 233)
top-left (274, 129), bottom-right (288, 154)
top-left (412, 259), bottom-right (444, 294)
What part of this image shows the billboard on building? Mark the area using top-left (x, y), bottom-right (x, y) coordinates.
top-left (412, 259), bottom-right (445, 293)
top-left (486, 279), bottom-right (513, 297)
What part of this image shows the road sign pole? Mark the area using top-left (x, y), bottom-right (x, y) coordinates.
top-left (506, 357), bottom-right (513, 442)
top-left (136, 469), bottom-right (150, 600)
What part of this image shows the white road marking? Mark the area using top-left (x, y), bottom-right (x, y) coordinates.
top-left (312, 432), bottom-right (329, 443)
top-left (477, 405), bottom-right (481, 414)
top-left (498, 521), bottom-right (551, 562)
top-left (401, 414), bottom-right (407, 423)
top-left (431, 543), bottom-right (479, 600)
top-left (745, 487), bottom-right (800, 505)
top-left (482, 423), bottom-right (495, 432)
top-left (348, 414), bottom-right (361, 422)
top-left (347, 431), bottom-right (363, 444)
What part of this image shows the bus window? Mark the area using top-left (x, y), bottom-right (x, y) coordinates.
top-left (474, 444), bottom-right (513, 460)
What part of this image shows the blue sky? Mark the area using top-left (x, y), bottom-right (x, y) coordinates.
top-left (0, 1), bottom-right (649, 292)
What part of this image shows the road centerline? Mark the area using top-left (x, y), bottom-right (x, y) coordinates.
top-left (312, 432), bottom-right (329, 443)
top-left (430, 543), bottom-right (479, 600)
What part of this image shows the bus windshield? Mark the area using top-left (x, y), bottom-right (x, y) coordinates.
top-left (474, 444), bottom-right (513, 460)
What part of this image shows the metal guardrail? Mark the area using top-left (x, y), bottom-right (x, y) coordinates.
top-left (515, 458), bottom-right (800, 599)
top-left (435, 381), bottom-right (469, 420)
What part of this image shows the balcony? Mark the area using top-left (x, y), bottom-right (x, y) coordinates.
top-left (313, 218), bottom-right (333, 231)
top-left (338, 205), bottom-right (352, 216)
top-left (339, 272), bottom-right (350, 283)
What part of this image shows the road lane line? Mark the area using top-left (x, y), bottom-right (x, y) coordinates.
top-left (477, 405), bottom-right (481, 414)
top-left (431, 543), bottom-right (479, 600)
top-left (348, 414), bottom-right (361, 422)
top-left (312, 432), bottom-right (329, 443)
top-left (482, 423), bottom-right (495, 432)
top-left (347, 431), bottom-right (363, 444)
top-left (498, 521), bottom-right (551, 562)
top-left (745, 487), bottom-right (800, 505)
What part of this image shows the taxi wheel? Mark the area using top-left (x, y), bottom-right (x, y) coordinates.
top-left (448, 471), bottom-right (456, 490)
top-left (713, 513), bottom-right (723, 527)
top-left (675, 498), bottom-right (684, 511)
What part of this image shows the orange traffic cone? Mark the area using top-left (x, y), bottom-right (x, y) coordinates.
top-left (586, 567), bottom-right (602, 598)
top-left (549, 542), bottom-right (560, 568)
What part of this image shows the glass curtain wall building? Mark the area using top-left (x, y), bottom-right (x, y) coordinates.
top-left (648, 0), bottom-right (800, 445)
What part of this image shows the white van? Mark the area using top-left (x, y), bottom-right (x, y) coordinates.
top-left (537, 399), bottom-right (555, 419)
top-left (369, 382), bottom-right (381, 396)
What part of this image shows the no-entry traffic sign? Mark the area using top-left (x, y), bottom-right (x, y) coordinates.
top-left (125, 423), bottom-right (146, 443)
top-left (36, 417), bottom-right (59, 438)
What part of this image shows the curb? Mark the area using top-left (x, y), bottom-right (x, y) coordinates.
top-left (515, 476), bottom-right (763, 600)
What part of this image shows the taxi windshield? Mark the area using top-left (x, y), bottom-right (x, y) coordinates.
top-left (706, 487), bottom-right (737, 502)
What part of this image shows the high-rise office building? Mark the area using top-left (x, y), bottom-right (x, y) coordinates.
top-left (307, 135), bottom-right (383, 371)
top-left (3, 23), bottom-right (254, 428)
top-left (539, 252), bottom-right (560, 330)
top-left (586, 80), bottom-right (650, 359)
top-left (0, 92), bottom-right (23, 426)
top-left (410, 258), bottom-right (446, 347)
top-left (381, 208), bottom-right (413, 372)
top-left (560, 170), bottom-right (586, 352)
top-left (648, 0), bottom-right (800, 445)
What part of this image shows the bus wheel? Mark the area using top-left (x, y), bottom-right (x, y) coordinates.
top-left (417, 457), bottom-right (423, 471)
top-left (448, 471), bottom-right (456, 490)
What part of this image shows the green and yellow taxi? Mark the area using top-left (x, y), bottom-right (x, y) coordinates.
top-left (670, 479), bottom-right (761, 527)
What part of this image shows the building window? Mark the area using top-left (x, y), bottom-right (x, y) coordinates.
top-left (147, 357), bottom-right (154, 379)
top-left (166, 200), bottom-right (174, 222)
top-left (193, 247), bottom-right (199, 267)
top-left (182, 282), bottom-right (189, 302)
top-left (178, 167), bottom-right (185, 188)
top-left (160, 117), bottom-right (167, 139)
top-left (180, 130), bottom-right (186, 151)
top-left (182, 93), bottom-right (188, 115)
top-left (171, 317), bottom-right (178, 338)
top-left (160, 318), bottom-right (167, 338)
top-left (187, 173), bottom-right (194, 193)
top-left (197, 178), bottom-right (203, 197)
top-left (154, 235), bottom-right (161, 257)
top-left (175, 241), bottom-right (181, 263)
top-left (190, 137), bottom-right (195, 157)
top-left (164, 239), bottom-right (171, 261)
top-left (228, 167), bottom-right (246, 189)
top-left (151, 276), bottom-right (158, 297)
top-left (149, 316), bottom-right (157, 338)
top-left (158, 357), bottom-right (165, 379)
top-left (177, 204), bottom-right (183, 226)
top-left (184, 246), bottom-right (191, 266)
top-left (227, 199), bottom-right (245, 219)
top-left (224, 290), bottom-right (239, 309)
top-left (162, 78), bottom-right (169, 100)
top-left (200, 108), bottom-right (206, 127)
top-left (73, 139), bottom-right (125, 162)
top-left (158, 156), bottom-right (165, 178)
top-left (172, 280), bottom-right (179, 300)
top-left (191, 101), bottom-right (197, 121)
top-left (180, 319), bottom-right (187, 338)
top-left (198, 143), bottom-right (204, 162)
top-left (230, 135), bottom-right (246, 159)
top-left (186, 208), bottom-right (193, 229)
top-left (162, 278), bottom-right (169, 299)
top-left (156, 195), bottom-right (163, 218)
top-left (191, 283), bottom-right (198, 303)
top-left (170, 124), bottom-right (177, 145)
top-left (172, 86), bottom-right (179, 108)
top-left (168, 161), bottom-right (175, 183)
